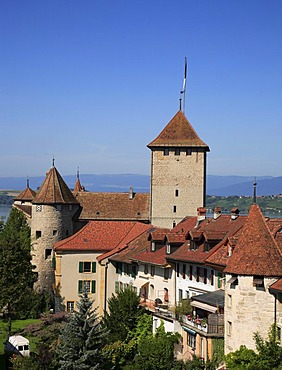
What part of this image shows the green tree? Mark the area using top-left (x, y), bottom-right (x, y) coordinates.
top-left (103, 288), bottom-right (144, 343)
top-left (133, 322), bottom-right (180, 370)
top-left (0, 208), bottom-right (38, 319)
top-left (56, 293), bottom-right (109, 370)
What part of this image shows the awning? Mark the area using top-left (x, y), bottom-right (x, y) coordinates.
top-left (191, 300), bottom-right (217, 313)
top-left (182, 326), bottom-right (196, 335)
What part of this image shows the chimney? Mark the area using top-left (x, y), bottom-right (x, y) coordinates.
top-left (197, 207), bottom-right (206, 223)
top-left (214, 207), bottom-right (222, 220)
top-left (231, 207), bottom-right (239, 220)
top-left (129, 187), bottom-right (134, 200)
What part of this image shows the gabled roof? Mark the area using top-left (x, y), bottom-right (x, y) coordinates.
top-left (74, 192), bottom-right (150, 221)
top-left (15, 186), bottom-right (36, 201)
top-left (147, 110), bottom-right (209, 149)
top-left (54, 221), bottom-right (148, 252)
top-left (224, 204), bottom-right (282, 276)
top-left (33, 166), bottom-right (78, 205)
top-left (269, 278), bottom-right (282, 293)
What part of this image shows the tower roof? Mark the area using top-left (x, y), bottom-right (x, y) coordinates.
top-left (224, 204), bottom-right (282, 276)
top-left (147, 110), bottom-right (209, 149)
top-left (33, 166), bottom-right (78, 205)
top-left (15, 186), bottom-right (36, 201)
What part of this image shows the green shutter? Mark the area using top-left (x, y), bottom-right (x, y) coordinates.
top-left (79, 261), bottom-right (83, 273)
top-left (92, 262), bottom-right (96, 273)
top-left (78, 280), bottom-right (83, 293)
top-left (115, 281), bottom-right (119, 293)
top-left (91, 280), bottom-right (96, 294)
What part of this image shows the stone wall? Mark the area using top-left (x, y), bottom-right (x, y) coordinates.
top-left (150, 148), bottom-right (206, 229)
top-left (31, 203), bottom-right (78, 291)
top-left (224, 274), bottom-right (277, 354)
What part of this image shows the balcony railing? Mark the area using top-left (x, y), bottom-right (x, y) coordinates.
top-left (181, 314), bottom-right (224, 335)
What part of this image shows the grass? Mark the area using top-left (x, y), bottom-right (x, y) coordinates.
top-left (0, 318), bottom-right (41, 369)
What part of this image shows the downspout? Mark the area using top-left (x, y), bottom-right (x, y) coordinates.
top-left (104, 262), bottom-right (109, 312)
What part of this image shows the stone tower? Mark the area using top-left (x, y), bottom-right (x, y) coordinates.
top-left (147, 110), bottom-right (209, 228)
top-left (31, 165), bottom-right (80, 292)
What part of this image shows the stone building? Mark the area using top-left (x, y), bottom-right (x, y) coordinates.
top-left (148, 110), bottom-right (210, 229)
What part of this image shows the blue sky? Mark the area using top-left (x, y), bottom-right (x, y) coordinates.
top-left (0, 0), bottom-right (281, 178)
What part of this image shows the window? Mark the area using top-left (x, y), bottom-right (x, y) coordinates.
top-left (56, 205), bottom-right (62, 211)
top-left (182, 264), bottom-right (186, 279)
top-left (67, 301), bottom-right (75, 312)
top-left (189, 265), bottom-right (193, 280)
top-left (166, 243), bottom-right (171, 254)
top-left (187, 333), bottom-right (196, 349)
top-left (151, 265), bottom-right (155, 276)
top-left (36, 205), bottom-right (42, 212)
top-left (227, 321), bottom-right (232, 336)
top-left (175, 189), bottom-right (179, 197)
top-left (227, 294), bottom-right (232, 308)
top-left (151, 241), bottom-right (155, 251)
top-left (115, 281), bottom-right (120, 293)
top-left (53, 230), bottom-right (57, 236)
top-left (164, 268), bottom-right (170, 280)
top-left (78, 280), bottom-right (96, 294)
top-left (36, 231), bottom-right (41, 239)
top-left (164, 148), bottom-right (169, 156)
top-left (203, 268), bottom-right (207, 284)
top-left (144, 264), bottom-right (149, 274)
top-left (196, 267), bottom-right (200, 282)
top-left (228, 275), bottom-right (238, 289)
top-left (190, 240), bottom-right (198, 250)
top-left (186, 148), bottom-right (192, 156)
top-left (116, 262), bottom-right (122, 274)
top-left (172, 221), bottom-right (176, 228)
top-left (179, 289), bottom-right (183, 301)
top-left (79, 261), bottom-right (96, 273)
top-left (253, 276), bottom-right (264, 289)
top-left (132, 265), bottom-right (137, 278)
top-left (173, 205), bottom-right (177, 213)
top-left (211, 270), bottom-right (214, 286)
top-left (175, 148), bottom-right (180, 156)
top-left (176, 263), bottom-right (180, 277)
top-left (45, 249), bottom-right (52, 259)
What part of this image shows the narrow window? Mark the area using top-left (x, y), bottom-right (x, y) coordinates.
top-left (196, 267), bottom-right (200, 282)
top-left (175, 148), bottom-right (180, 156)
top-left (172, 221), bottom-right (176, 228)
top-left (179, 289), bottom-right (183, 301)
top-left (173, 205), bottom-right (177, 213)
top-left (175, 189), bottom-right (179, 197)
top-left (203, 268), bottom-right (207, 284)
top-left (211, 270), bottom-right (214, 286)
top-left (132, 265), bottom-right (137, 278)
top-left (45, 249), bottom-right (52, 259)
top-left (164, 268), bottom-right (170, 280)
top-left (67, 301), bottom-right (75, 312)
top-left (53, 230), bottom-right (57, 236)
top-left (227, 321), bottom-right (232, 336)
top-left (144, 264), bottom-right (148, 274)
top-left (176, 263), bottom-right (179, 277)
top-left (189, 265), bottom-right (193, 280)
top-left (36, 231), bottom-right (41, 239)
top-left (151, 265), bottom-right (155, 276)
top-left (186, 148), bottom-right (192, 156)
top-left (164, 148), bottom-right (169, 156)
top-left (151, 241), bottom-right (155, 252)
top-left (227, 294), bottom-right (232, 308)
top-left (182, 264), bottom-right (186, 279)
top-left (116, 262), bottom-right (122, 274)
top-left (166, 243), bottom-right (171, 254)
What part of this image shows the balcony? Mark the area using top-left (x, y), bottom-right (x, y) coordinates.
top-left (181, 313), bottom-right (224, 336)
top-left (140, 298), bottom-right (176, 319)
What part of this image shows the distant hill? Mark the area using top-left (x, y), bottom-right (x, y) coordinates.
top-left (0, 174), bottom-right (281, 196)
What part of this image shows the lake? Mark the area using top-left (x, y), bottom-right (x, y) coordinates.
top-left (0, 205), bottom-right (12, 223)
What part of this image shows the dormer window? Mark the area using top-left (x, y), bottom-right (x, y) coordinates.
top-left (190, 240), bottom-right (198, 250)
top-left (253, 276), bottom-right (264, 289)
top-left (166, 243), bottom-right (171, 254)
top-left (151, 241), bottom-right (155, 252)
top-left (227, 245), bottom-right (233, 257)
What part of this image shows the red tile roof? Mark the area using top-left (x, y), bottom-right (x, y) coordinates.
top-left (54, 221), bottom-right (149, 252)
top-left (74, 192), bottom-right (149, 221)
top-left (224, 205), bottom-right (282, 276)
top-left (13, 204), bottom-right (32, 217)
top-left (33, 167), bottom-right (78, 205)
top-left (15, 186), bottom-right (36, 201)
top-left (73, 178), bottom-right (83, 193)
top-left (147, 110), bottom-right (209, 149)
top-left (269, 278), bottom-right (282, 293)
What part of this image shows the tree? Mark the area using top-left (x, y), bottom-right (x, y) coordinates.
top-left (0, 208), bottom-right (38, 319)
top-left (56, 293), bottom-right (109, 369)
top-left (103, 288), bottom-right (144, 343)
top-left (133, 321), bottom-right (180, 370)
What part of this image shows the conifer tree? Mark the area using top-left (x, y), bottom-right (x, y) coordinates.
top-left (0, 207), bottom-right (37, 319)
top-left (56, 293), bottom-right (109, 370)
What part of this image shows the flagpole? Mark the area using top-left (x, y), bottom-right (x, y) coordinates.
top-left (180, 57), bottom-right (187, 114)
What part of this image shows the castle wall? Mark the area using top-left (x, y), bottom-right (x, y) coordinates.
top-left (150, 148), bottom-right (206, 229)
top-left (224, 274), bottom-right (277, 354)
top-left (31, 203), bottom-right (78, 291)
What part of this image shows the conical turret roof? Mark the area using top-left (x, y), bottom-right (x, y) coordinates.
top-left (15, 186), bottom-right (36, 201)
top-left (224, 204), bottom-right (282, 276)
top-left (33, 166), bottom-right (78, 205)
top-left (147, 110), bottom-right (209, 149)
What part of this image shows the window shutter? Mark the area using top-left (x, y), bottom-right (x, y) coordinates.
top-left (91, 280), bottom-right (96, 294)
top-left (115, 281), bottom-right (119, 293)
top-left (79, 261), bottom-right (83, 273)
top-left (92, 262), bottom-right (96, 273)
top-left (78, 280), bottom-right (83, 293)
